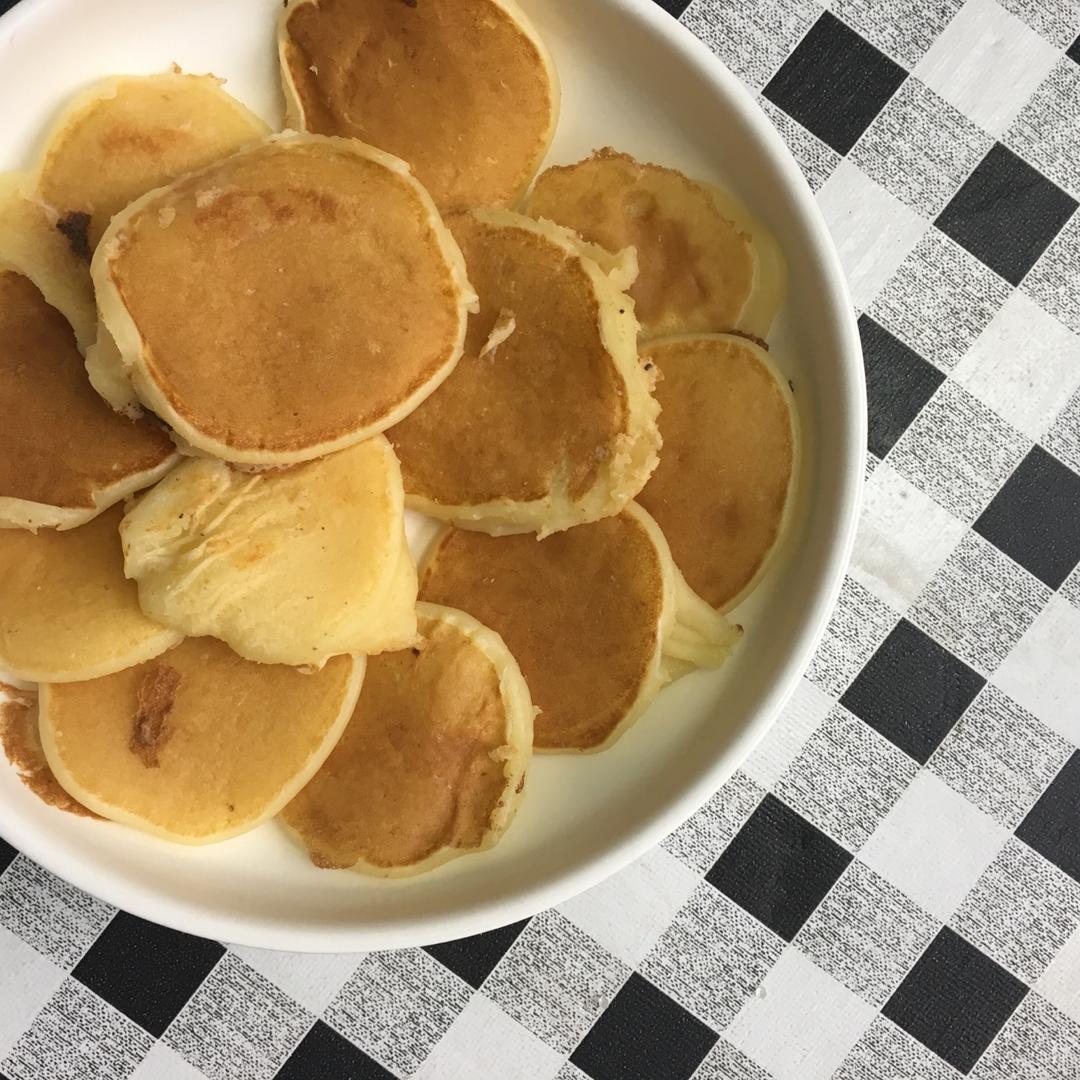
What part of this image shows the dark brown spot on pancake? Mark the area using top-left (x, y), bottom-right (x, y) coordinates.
top-left (56, 211), bottom-right (92, 263)
top-left (129, 663), bottom-right (182, 768)
top-left (726, 328), bottom-right (770, 351)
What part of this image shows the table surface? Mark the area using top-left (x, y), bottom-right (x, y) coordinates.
top-left (4, 0), bottom-right (1080, 1077)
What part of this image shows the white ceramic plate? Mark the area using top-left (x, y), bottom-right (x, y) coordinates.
top-left (0, 0), bottom-right (864, 951)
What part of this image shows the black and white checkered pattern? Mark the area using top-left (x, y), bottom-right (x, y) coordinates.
top-left (4, 0), bottom-right (1080, 1076)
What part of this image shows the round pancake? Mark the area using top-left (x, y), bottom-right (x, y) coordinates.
top-left (279, 0), bottom-right (559, 211)
top-left (637, 335), bottom-right (799, 612)
top-left (389, 209), bottom-right (660, 536)
top-left (120, 437), bottom-right (417, 667)
top-left (281, 603), bottom-right (533, 875)
top-left (93, 133), bottom-right (477, 464)
top-left (36, 72), bottom-right (269, 250)
top-left (526, 149), bottom-right (786, 341)
top-left (39, 638), bottom-right (364, 844)
top-left (0, 505), bottom-right (182, 683)
top-left (419, 503), bottom-right (738, 751)
top-left (0, 269), bottom-right (177, 531)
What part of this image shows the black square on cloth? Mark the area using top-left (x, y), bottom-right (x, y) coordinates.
top-left (423, 918), bottom-right (529, 989)
top-left (0, 836), bottom-right (16, 875)
top-left (72, 911), bottom-right (224, 1036)
top-left (570, 973), bottom-right (718, 1080)
top-left (706, 793), bottom-right (852, 941)
top-left (763, 11), bottom-right (907, 154)
top-left (1017, 750), bottom-right (1080, 884)
top-left (936, 143), bottom-right (1077, 286)
top-left (882, 926), bottom-right (1027, 1073)
top-left (1068, 34), bottom-right (1080, 64)
top-left (650, 0), bottom-right (691, 17)
top-left (275, 1021), bottom-right (394, 1080)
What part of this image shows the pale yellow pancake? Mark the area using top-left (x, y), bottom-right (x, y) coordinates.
top-left (279, 0), bottom-right (559, 211)
top-left (420, 503), bottom-right (738, 751)
top-left (526, 149), bottom-right (786, 341)
top-left (39, 638), bottom-right (364, 844)
top-left (389, 209), bottom-right (660, 536)
top-left (638, 335), bottom-right (799, 612)
top-left (281, 603), bottom-right (533, 876)
top-left (93, 133), bottom-right (477, 464)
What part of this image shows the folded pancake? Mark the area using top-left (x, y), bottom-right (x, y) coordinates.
top-left (637, 335), bottom-right (799, 612)
top-left (0, 505), bottom-right (182, 683)
top-left (120, 437), bottom-right (417, 667)
top-left (36, 72), bottom-right (269, 250)
top-left (389, 209), bottom-right (660, 536)
top-left (526, 149), bottom-right (786, 341)
top-left (39, 638), bottom-right (364, 844)
top-left (281, 603), bottom-right (532, 875)
top-left (419, 503), bottom-right (739, 751)
top-left (279, 0), bottom-right (559, 211)
top-left (92, 133), bottom-right (477, 463)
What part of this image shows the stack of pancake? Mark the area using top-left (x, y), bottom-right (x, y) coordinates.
top-left (0, 0), bottom-right (798, 876)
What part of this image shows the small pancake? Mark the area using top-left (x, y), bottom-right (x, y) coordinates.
top-left (420, 503), bottom-right (739, 751)
top-left (526, 149), bottom-right (786, 341)
top-left (39, 638), bottom-right (364, 844)
top-left (389, 209), bottom-right (660, 535)
top-left (120, 437), bottom-right (417, 667)
top-left (281, 603), bottom-right (533, 875)
top-left (279, 0), bottom-right (559, 211)
top-left (638, 335), bottom-right (799, 612)
top-left (0, 269), bottom-right (177, 531)
top-left (36, 72), bottom-right (269, 250)
top-left (0, 505), bottom-right (182, 683)
top-left (93, 132), bottom-right (476, 464)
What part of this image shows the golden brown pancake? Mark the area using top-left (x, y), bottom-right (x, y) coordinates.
top-left (420, 504), bottom-right (739, 751)
top-left (93, 133), bottom-right (477, 464)
top-left (526, 149), bottom-right (786, 341)
top-left (0, 270), bottom-right (177, 531)
top-left (637, 335), bottom-right (799, 612)
top-left (389, 209), bottom-right (660, 535)
top-left (0, 505), bottom-right (182, 683)
top-left (39, 638), bottom-right (364, 844)
top-left (281, 603), bottom-right (533, 875)
top-left (36, 72), bottom-right (269, 249)
top-left (120, 437), bottom-right (417, 667)
top-left (279, 0), bottom-right (559, 211)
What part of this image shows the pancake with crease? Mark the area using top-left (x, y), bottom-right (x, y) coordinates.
top-left (36, 72), bottom-right (269, 251)
top-left (0, 505), bottom-right (182, 683)
top-left (39, 638), bottom-right (364, 844)
top-left (637, 335), bottom-right (799, 612)
top-left (279, 0), bottom-right (559, 211)
top-left (420, 503), bottom-right (739, 751)
top-left (281, 603), bottom-right (533, 876)
top-left (93, 133), bottom-right (477, 464)
top-left (389, 209), bottom-right (660, 536)
top-left (120, 437), bottom-right (417, 667)
top-left (526, 149), bottom-right (786, 341)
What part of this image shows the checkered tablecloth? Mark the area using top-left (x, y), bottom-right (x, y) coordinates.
top-left (4, 0), bottom-right (1080, 1077)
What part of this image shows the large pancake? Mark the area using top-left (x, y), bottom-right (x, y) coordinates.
top-left (637, 335), bottom-right (799, 612)
top-left (0, 505), bottom-right (181, 683)
top-left (39, 638), bottom-right (364, 844)
top-left (281, 603), bottom-right (533, 876)
top-left (36, 72), bottom-right (269, 250)
top-left (526, 149), bottom-right (786, 341)
top-left (419, 503), bottom-right (739, 751)
top-left (279, 0), bottom-right (559, 211)
top-left (120, 438), bottom-right (417, 667)
top-left (93, 133), bottom-right (477, 464)
top-left (389, 209), bottom-right (660, 536)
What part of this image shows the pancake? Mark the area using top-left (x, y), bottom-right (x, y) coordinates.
top-left (525, 149), bottom-right (786, 341)
top-left (0, 505), bottom-right (182, 683)
top-left (92, 133), bottom-right (477, 464)
top-left (39, 638), bottom-right (364, 844)
top-left (279, 0), bottom-right (559, 211)
top-left (281, 603), bottom-right (532, 875)
top-left (419, 503), bottom-right (739, 751)
top-left (0, 269), bottom-right (177, 531)
top-left (120, 437), bottom-right (417, 667)
top-left (36, 72), bottom-right (269, 250)
top-left (389, 209), bottom-right (660, 536)
top-left (637, 335), bottom-right (799, 612)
